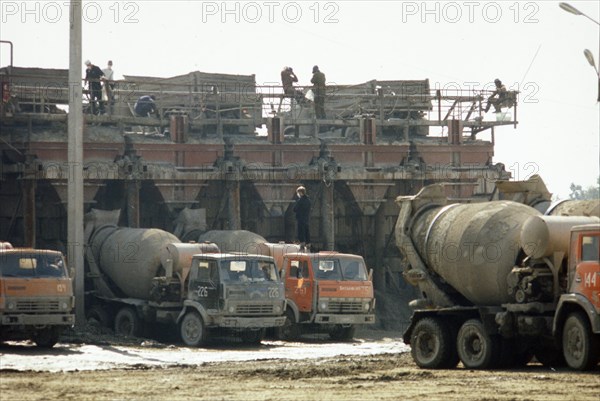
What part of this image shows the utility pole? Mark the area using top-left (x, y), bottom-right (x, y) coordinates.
top-left (68, 0), bottom-right (85, 325)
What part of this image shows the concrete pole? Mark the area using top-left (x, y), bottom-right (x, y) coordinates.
top-left (320, 184), bottom-right (335, 250)
top-left (68, 0), bottom-right (85, 325)
top-left (22, 180), bottom-right (36, 248)
top-left (226, 180), bottom-right (241, 230)
top-left (373, 201), bottom-right (387, 292)
top-left (126, 180), bottom-right (140, 228)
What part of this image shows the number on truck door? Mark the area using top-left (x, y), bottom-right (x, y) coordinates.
top-left (286, 259), bottom-right (312, 312)
top-left (191, 260), bottom-right (219, 309)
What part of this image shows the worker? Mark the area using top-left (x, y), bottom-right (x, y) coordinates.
top-left (102, 60), bottom-right (115, 110)
top-left (484, 79), bottom-right (508, 113)
top-left (293, 186), bottom-right (311, 251)
top-left (310, 65), bottom-right (326, 119)
top-left (281, 66), bottom-right (304, 104)
top-left (84, 60), bottom-right (105, 115)
top-left (40, 256), bottom-right (63, 277)
top-left (134, 95), bottom-right (158, 117)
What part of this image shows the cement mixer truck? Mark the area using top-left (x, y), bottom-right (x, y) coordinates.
top-left (396, 185), bottom-right (600, 370)
top-left (84, 210), bottom-right (286, 345)
top-left (198, 230), bottom-right (376, 340)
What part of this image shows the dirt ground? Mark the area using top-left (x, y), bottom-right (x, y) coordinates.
top-left (0, 328), bottom-right (600, 401)
top-left (1, 352), bottom-right (599, 401)
top-left (1, 327), bottom-right (598, 401)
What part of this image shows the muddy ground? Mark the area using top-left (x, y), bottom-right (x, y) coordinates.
top-left (1, 327), bottom-right (599, 401)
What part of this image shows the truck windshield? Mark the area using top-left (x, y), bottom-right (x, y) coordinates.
top-left (219, 260), bottom-right (278, 283)
top-left (313, 258), bottom-right (368, 281)
top-left (0, 253), bottom-right (67, 278)
top-left (581, 235), bottom-right (599, 262)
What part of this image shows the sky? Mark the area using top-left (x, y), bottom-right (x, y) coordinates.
top-left (1, 0), bottom-right (599, 199)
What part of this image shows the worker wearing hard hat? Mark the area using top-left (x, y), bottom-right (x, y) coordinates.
top-left (484, 78), bottom-right (508, 113)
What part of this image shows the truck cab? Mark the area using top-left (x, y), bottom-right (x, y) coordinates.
top-left (554, 223), bottom-right (600, 370)
top-left (178, 253), bottom-right (286, 346)
top-left (277, 251), bottom-right (375, 340)
top-left (0, 246), bottom-right (75, 347)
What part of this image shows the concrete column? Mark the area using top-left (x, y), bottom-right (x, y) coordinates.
top-left (216, 98), bottom-right (223, 139)
top-left (226, 180), bottom-right (241, 230)
top-left (284, 203), bottom-right (295, 243)
top-left (373, 201), bottom-right (387, 292)
top-left (320, 184), bottom-right (335, 250)
top-left (68, 0), bottom-right (85, 325)
top-left (126, 180), bottom-right (140, 228)
top-left (22, 180), bottom-right (36, 248)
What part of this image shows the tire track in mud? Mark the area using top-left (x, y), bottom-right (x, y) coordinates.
top-left (0, 338), bottom-right (409, 372)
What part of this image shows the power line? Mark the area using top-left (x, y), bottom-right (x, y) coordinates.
top-left (520, 44), bottom-right (542, 87)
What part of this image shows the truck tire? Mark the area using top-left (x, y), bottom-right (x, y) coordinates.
top-left (33, 327), bottom-right (60, 348)
top-left (180, 311), bottom-right (209, 347)
top-left (275, 309), bottom-right (300, 341)
top-left (410, 317), bottom-right (458, 369)
top-left (329, 325), bottom-right (356, 341)
top-left (562, 312), bottom-right (600, 371)
top-left (457, 319), bottom-right (499, 369)
top-left (114, 307), bottom-right (142, 337)
top-left (241, 329), bottom-right (265, 345)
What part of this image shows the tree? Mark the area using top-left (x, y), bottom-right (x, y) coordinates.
top-left (569, 177), bottom-right (600, 200)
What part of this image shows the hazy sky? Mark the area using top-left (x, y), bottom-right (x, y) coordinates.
top-left (2, 0), bottom-right (599, 198)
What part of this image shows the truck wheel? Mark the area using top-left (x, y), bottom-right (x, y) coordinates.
top-left (329, 325), bottom-right (356, 341)
top-left (87, 305), bottom-right (110, 328)
top-left (180, 311), bottom-right (208, 347)
top-left (562, 312), bottom-right (600, 371)
top-left (241, 329), bottom-right (265, 345)
top-left (275, 309), bottom-right (300, 341)
top-left (33, 327), bottom-right (61, 348)
top-left (457, 319), bottom-right (499, 369)
top-left (114, 307), bottom-right (142, 337)
top-left (410, 317), bottom-right (458, 369)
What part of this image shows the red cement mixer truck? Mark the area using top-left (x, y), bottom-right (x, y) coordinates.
top-left (197, 230), bottom-right (376, 340)
top-left (396, 185), bottom-right (600, 370)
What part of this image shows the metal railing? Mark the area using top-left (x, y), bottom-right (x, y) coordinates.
top-left (1, 72), bottom-right (518, 137)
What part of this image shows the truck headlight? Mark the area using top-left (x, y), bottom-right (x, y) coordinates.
top-left (363, 302), bottom-right (370, 311)
top-left (274, 305), bottom-right (281, 313)
top-left (61, 301), bottom-right (69, 310)
top-left (319, 301), bottom-right (328, 312)
top-left (228, 306), bottom-right (235, 313)
top-left (7, 301), bottom-right (16, 310)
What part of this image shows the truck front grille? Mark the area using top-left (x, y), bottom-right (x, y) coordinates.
top-left (16, 300), bottom-right (61, 312)
top-left (235, 304), bottom-right (274, 315)
top-left (328, 301), bottom-right (363, 313)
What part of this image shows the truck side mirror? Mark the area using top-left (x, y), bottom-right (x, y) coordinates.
top-left (368, 268), bottom-right (373, 282)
